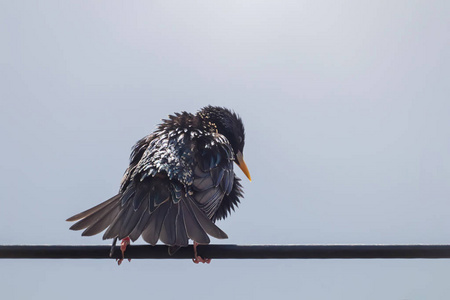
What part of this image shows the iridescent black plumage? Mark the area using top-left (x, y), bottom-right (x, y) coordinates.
top-left (67, 106), bottom-right (249, 253)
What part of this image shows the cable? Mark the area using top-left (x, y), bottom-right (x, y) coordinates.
top-left (2, 244), bottom-right (450, 259)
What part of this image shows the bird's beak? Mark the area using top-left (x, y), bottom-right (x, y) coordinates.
top-left (236, 151), bottom-right (251, 181)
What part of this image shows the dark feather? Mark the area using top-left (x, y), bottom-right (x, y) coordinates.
top-left (102, 207), bottom-right (128, 240)
top-left (193, 176), bottom-right (214, 191)
top-left (69, 196), bottom-right (119, 231)
top-left (180, 199), bottom-right (210, 244)
top-left (186, 196), bottom-right (228, 239)
top-left (213, 177), bottom-right (243, 222)
top-left (67, 106), bottom-right (248, 255)
top-left (175, 204), bottom-right (189, 246)
top-left (141, 201), bottom-right (170, 245)
top-left (211, 167), bottom-right (225, 187)
top-left (82, 204), bottom-right (121, 236)
top-left (66, 194), bottom-right (120, 222)
top-left (118, 196), bottom-right (149, 239)
top-left (159, 202), bottom-right (178, 245)
top-left (121, 185), bottom-right (135, 206)
top-left (149, 179), bottom-right (171, 212)
top-left (128, 210), bottom-right (151, 241)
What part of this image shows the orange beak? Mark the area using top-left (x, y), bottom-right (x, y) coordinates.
top-left (236, 151), bottom-right (251, 181)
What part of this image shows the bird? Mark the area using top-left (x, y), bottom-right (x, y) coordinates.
top-left (66, 106), bottom-right (251, 264)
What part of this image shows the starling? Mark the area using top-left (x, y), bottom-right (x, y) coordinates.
top-left (67, 106), bottom-right (251, 263)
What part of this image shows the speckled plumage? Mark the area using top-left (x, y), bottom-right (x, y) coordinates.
top-left (67, 106), bottom-right (249, 254)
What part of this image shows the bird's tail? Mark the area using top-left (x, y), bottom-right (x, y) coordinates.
top-left (66, 194), bottom-right (122, 237)
top-left (67, 181), bottom-right (228, 254)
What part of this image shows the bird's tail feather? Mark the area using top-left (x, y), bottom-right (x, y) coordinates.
top-left (66, 194), bottom-right (120, 222)
top-left (67, 179), bottom-right (228, 255)
top-left (67, 194), bottom-right (122, 237)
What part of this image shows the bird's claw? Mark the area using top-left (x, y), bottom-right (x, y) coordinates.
top-left (116, 237), bottom-right (131, 266)
top-left (193, 241), bottom-right (211, 264)
top-left (192, 256), bottom-right (211, 264)
top-left (116, 258), bottom-right (131, 265)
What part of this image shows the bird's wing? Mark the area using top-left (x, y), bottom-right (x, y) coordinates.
top-left (68, 128), bottom-right (236, 248)
top-left (191, 133), bottom-right (237, 219)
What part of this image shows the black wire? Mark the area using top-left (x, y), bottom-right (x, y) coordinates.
top-left (2, 244), bottom-right (450, 259)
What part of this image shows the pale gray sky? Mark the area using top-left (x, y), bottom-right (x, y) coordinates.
top-left (1, 1), bottom-right (450, 299)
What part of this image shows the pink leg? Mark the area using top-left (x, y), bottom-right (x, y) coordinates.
top-left (192, 241), bottom-right (211, 264)
top-left (116, 237), bottom-right (131, 266)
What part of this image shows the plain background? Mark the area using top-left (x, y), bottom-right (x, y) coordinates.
top-left (1, 1), bottom-right (450, 299)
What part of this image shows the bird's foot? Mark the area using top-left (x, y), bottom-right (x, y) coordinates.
top-left (193, 256), bottom-right (211, 264)
top-left (116, 237), bottom-right (131, 265)
top-left (192, 241), bottom-right (211, 264)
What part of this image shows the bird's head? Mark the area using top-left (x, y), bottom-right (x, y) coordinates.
top-left (198, 106), bottom-right (251, 181)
